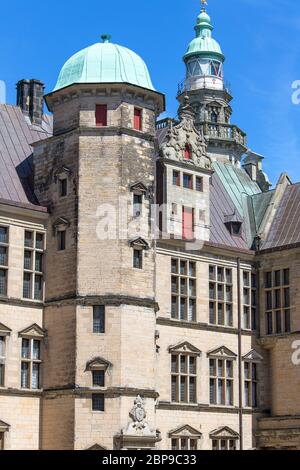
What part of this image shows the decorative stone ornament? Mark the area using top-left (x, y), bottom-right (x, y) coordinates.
top-left (160, 96), bottom-right (212, 171)
top-left (122, 395), bottom-right (156, 438)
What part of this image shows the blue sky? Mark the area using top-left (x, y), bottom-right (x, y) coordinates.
top-left (1, 0), bottom-right (300, 185)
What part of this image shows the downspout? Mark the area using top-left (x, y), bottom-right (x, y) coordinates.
top-left (237, 257), bottom-right (243, 450)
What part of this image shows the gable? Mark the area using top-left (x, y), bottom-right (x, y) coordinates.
top-left (210, 426), bottom-right (239, 439)
top-left (0, 420), bottom-right (10, 432)
top-left (0, 323), bottom-right (12, 336)
top-left (243, 349), bottom-right (263, 362)
top-left (130, 182), bottom-right (147, 194)
top-left (86, 443), bottom-right (107, 450)
top-left (129, 237), bottom-right (150, 251)
top-left (86, 357), bottom-right (112, 371)
top-left (207, 346), bottom-right (237, 359)
top-left (169, 424), bottom-right (202, 438)
top-left (18, 324), bottom-right (46, 339)
top-left (169, 341), bottom-right (201, 356)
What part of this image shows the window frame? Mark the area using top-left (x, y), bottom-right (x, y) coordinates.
top-left (134, 107), bottom-right (142, 131)
top-left (20, 337), bottom-right (42, 390)
top-left (92, 393), bottom-right (105, 412)
top-left (0, 335), bottom-right (6, 387)
top-left (209, 265), bottom-right (233, 327)
top-left (23, 231), bottom-right (45, 301)
top-left (171, 352), bottom-right (197, 404)
top-left (244, 361), bottom-right (258, 408)
top-left (209, 357), bottom-right (234, 406)
top-left (264, 269), bottom-right (291, 336)
top-left (0, 226), bottom-right (9, 297)
top-left (171, 258), bottom-right (196, 322)
top-left (242, 271), bottom-right (257, 331)
top-left (95, 104), bottom-right (108, 127)
top-left (93, 306), bottom-right (105, 334)
top-left (133, 249), bottom-right (143, 270)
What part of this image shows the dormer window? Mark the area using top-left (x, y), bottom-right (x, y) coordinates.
top-left (224, 212), bottom-right (243, 238)
top-left (184, 144), bottom-right (192, 160)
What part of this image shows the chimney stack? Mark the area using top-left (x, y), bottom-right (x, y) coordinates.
top-left (16, 79), bottom-right (45, 126)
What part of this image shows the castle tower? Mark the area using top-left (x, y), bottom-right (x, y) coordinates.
top-left (178, 2), bottom-right (247, 165)
top-left (33, 35), bottom-right (165, 450)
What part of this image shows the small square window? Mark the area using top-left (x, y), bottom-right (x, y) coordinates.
top-left (92, 394), bottom-right (105, 412)
top-left (59, 179), bottom-right (68, 197)
top-left (92, 370), bottom-right (105, 387)
top-left (173, 171), bottom-right (180, 187)
top-left (133, 249), bottom-right (143, 269)
top-left (57, 231), bottom-right (66, 251)
top-left (183, 174), bottom-right (193, 190)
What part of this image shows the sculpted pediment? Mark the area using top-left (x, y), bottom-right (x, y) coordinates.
top-left (169, 341), bottom-right (201, 356)
top-left (210, 426), bottom-right (239, 439)
top-left (85, 357), bottom-right (112, 371)
top-left (243, 349), bottom-right (263, 363)
top-left (169, 425), bottom-right (202, 438)
top-left (0, 323), bottom-right (11, 336)
top-left (129, 237), bottom-right (150, 251)
top-left (160, 96), bottom-right (212, 171)
top-left (18, 324), bottom-right (46, 339)
top-left (0, 420), bottom-right (10, 432)
top-left (86, 443), bottom-right (107, 450)
top-left (207, 346), bottom-right (237, 359)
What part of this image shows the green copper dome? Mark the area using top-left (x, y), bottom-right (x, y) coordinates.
top-left (184, 9), bottom-right (224, 62)
top-left (54, 35), bottom-right (155, 91)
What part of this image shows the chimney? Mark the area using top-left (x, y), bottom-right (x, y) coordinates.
top-left (243, 150), bottom-right (271, 192)
top-left (16, 79), bottom-right (45, 126)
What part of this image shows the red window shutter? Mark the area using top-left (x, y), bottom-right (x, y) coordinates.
top-left (184, 144), bottom-right (191, 160)
top-left (96, 105), bottom-right (107, 127)
top-left (134, 108), bottom-right (142, 130)
top-left (182, 207), bottom-right (194, 240)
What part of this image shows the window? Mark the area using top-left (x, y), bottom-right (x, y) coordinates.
top-left (93, 306), bottom-right (105, 334)
top-left (172, 437), bottom-right (198, 450)
top-left (196, 176), bottom-right (203, 192)
top-left (171, 353), bottom-right (197, 403)
top-left (182, 207), bottom-right (194, 240)
top-left (95, 104), bottom-right (107, 127)
top-left (21, 338), bottom-right (41, 389)
top-left (92, 394), bottom-right (105, 412)
top-left (209, 358), bottom-right (234, 405)
top-left (134, 108), bottom-right (142, 131)
top-left (133, 249), bottom-right (143, 269)
top-left (57, 230), bottom-right (66, 251)
top-left (0, 227), bottom-right (8, 296)
top-left (23, 231), bottom-right (44, 300)
top-left (184, 144), bottom-right (191, 160)
top-left (211, 112), bottom-right (218, 123)
top-left (209, 266), bottom-right (233, 327)
top-left (264, 269), bottom-right (291, 335)
top-left (212, 439), bottom-right (237, 451)
top-left (92, 370), bottom-right (105, 387)
top-left (243, 271), bottom-right (257, 330)
top-left (171, 259), bottom-right (196, 322)
top-left (173, 170), bottom-right (180, 187)
top-left (210, 60), bottom-right (222, 77)
top-left (133, 194), bottom-right (142, 217)
top-left (244, 362), bottom-right (258, 408)
top-left (0, 336), bottom-right (5, 387)
top-left (183, 174), bottom-right (193, 189)
top-left (0, 432), bottom-right (3, 450)
top-left (59, 178), bottom-right (68, 197)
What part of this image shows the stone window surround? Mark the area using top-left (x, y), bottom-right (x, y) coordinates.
top-left (210, 426), bottom-right (239, 451)
top-left (169, 425), bottom-right (202, 451)
top-left (264, 268), bottom-right (291, 336)
top-left (18, 324), bottom-right (46, 391)
top-left (85, 356), bottom-right (112, 390)
top-left (242, 270), bottom-right (257, 331)
top-left (209, 265), bottom-right (233, 327)
top-left (0, 325), bottom-right (11, 388)
top-left (242, 349), bottom-right (263, 409)
top-left (207, 346), bottom-right (237, 407)
top-left (54, 165), bottom-right (71, 198)
top-left (171, 258), bottom-right (197, 322)
top-left (23, 230), bottom-right (45, 302)
top-left (0, 420), bottom-right (10, 450)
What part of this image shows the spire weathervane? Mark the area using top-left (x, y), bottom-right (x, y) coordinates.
top-left (201, 0), bottom-right (208, 10)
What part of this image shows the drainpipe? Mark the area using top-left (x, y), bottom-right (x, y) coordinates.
top-left (237, 257), bottom-right (243, 450)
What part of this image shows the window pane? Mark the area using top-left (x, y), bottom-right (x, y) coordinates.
top-left (171, 296), bottom-right (178, 319)
top-left (34, 275), bottom-right (43, 301)
top-left (0, 247), bottom-right (7, 266)
top-left (171, 376), bottom-right (177, 402)
top-left (35, 253), bottom-right (43, 272)
top-left (217, 379), bottom-right (223, 404)
top-left (190, 439), bottom-right (198, 451)
top-left (171, 259), bottom-right (178, 274)
top-left (226, 304), bottom-right (233, 327)
top-left (226, 380), bottom-right (233, 405)
top-left (244, 380), bottom-right (250, 407)
top-left (23, 273), bottom-right (31, 298)
top-left (209, 359), bottom-right (216, 376)
top-left (274, 270), bottom-right (281, 287)
top-left (22, 339), bottom-right (30, 359)
top-left (276, 311), bottom-right (282, 334)
top-left (133, 249), bottom-right (142, 269)
top-left (210, 378), bottom-right (216, 404)
top-left (35, 233), bottom-right (44, 250)
top-left (283, 269), bottom-right (289, 286)
top-left (171, 355), bottom-right (178, 373)
top-left (0, 336), bottom-right (5, 357)
top-left (188, 299), bottom-right (196, 322)
top-left (93, 306), bottom-right (105, 333)
top-left (21, 362), bottom-right (29, 388)
top-left (92, 394), bottom-right (105, 411)
top-left (92, 370), bottom-right (105, 387)
top-left (0, 227), bottom-right (8, 244)
top-left (196, 177), bottom-right (203, 192)
top-left (189, 356), bottom-right (196, 375)
top-left (24, 231), bottom-right (33, 247)
top-left (0, 269), bottom-right (7, 296)
top-left (32, 363), bottom-right (40, 389)
top-left (209, 266), bottom-right (215, 280)
top-left (59, 179), bottom-right (68, 198)
top-left (180, 376), bottom-right (187, 402)
top-left (266, 312), bottom-right (273, 335)
top-left (285, 310), bottom-right (291, 333)
top-left (180, 356), bottom-right (187, 374)
top-left (0, 363), bottom-right (4, 387)
top-left (32, 340), bottom-right (40, 360)
top-left (209, 302), bottom-right (215, 324)
top-left (24, 250), bottom-right (32, 270)
top-left (189, 377), bottom-right (196, 403)
top-left (133, 194), bottom-right (142, 217)
top-left (180, 298), bottom-right (186, 320)
top-left (171, 439), bottom-right (178, 451)
top-left (58, 231), bottom-right (66, 251)
top-left (265, 272), bottom-right (272, 288)
top-left (284, 288), bottom-right (290, 308)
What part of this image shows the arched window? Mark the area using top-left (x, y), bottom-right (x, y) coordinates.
top-left (184, 144), bottom-right (192, 160)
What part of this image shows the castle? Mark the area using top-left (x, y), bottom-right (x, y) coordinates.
top-left (0, 4), bottom-right (300, 450)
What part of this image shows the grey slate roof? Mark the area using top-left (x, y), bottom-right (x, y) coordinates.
top-left (262, 183), bottom-right (300, 250)
top-left (0, 104), bottom-right (52, 206)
